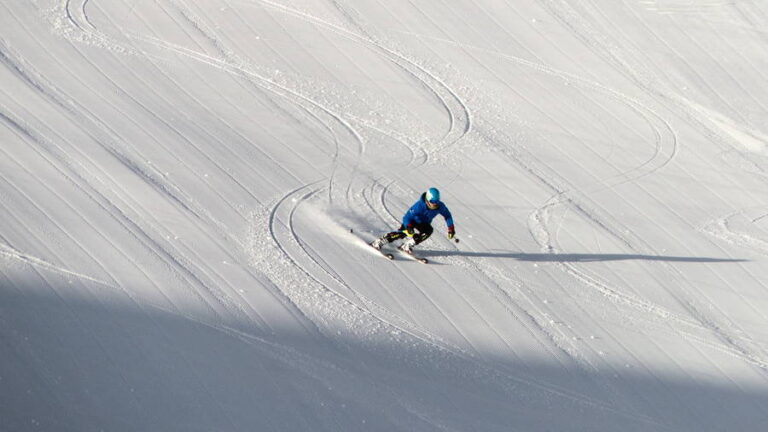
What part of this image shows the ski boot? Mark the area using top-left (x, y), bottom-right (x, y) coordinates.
top-left (371, 237), bottom-right (388, 250)
top-left (398, 237), bottom-right (416, 254)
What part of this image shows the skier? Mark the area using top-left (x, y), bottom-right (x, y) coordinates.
top-left (371, 187), bottom-right (455, 253)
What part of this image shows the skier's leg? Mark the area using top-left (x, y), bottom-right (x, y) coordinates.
top-left (373, 225), bottom-right (406, 249)
top-left (400, 223), bottom-right (432, 253)
top-left (384, 225), bottom-right (408, 242)
top-left (413, 223), bottom-right (433, 245)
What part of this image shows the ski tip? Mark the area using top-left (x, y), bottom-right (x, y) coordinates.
top-left (418, 258), bottom-right (428, 264)
top-left (386, 253), bottom-right (395, 260)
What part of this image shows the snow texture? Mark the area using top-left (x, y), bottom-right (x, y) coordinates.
top-left (2, 1), bottom-right (768, 431)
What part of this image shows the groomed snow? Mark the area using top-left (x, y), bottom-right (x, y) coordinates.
top-left (2, 1), bottom-right (768, 431)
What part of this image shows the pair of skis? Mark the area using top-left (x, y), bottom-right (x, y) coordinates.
top-left (352, 228), bottom-right (437, 264)
top-left (364, 233), bottom-right (459, 265)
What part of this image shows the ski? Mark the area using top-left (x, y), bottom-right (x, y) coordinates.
top-left (398, 247), bottom-right (429, 264)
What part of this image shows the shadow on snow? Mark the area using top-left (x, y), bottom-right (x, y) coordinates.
top-left (419, 250), bottom-right (749, 263)
top-left (1, 270), bottom-right (765, 432)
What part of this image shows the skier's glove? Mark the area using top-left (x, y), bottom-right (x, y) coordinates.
top-left (447, 227), bottom-right (456, 240)
top-left (403, 225), bottom-right (415, 237)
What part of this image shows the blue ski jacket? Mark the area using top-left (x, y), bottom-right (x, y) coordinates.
top-left (402, 193), bottom-right (454, 230)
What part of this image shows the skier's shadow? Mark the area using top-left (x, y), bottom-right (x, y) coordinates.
top-left (419, 250), bottom-right (748, 263)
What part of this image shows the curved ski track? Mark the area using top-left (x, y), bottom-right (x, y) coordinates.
top-left (703, 208), bottom-right (768, 257)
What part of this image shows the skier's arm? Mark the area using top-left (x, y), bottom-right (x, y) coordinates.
top-left (440, 206), bottom-right (455, 238)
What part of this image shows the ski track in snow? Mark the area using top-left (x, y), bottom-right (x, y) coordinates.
top-left (246, 0), bottom-right (473, 153)
top-left (703, 208), bottom-right (768, 256)
top-left (637, 0), bottom-right (742, 16)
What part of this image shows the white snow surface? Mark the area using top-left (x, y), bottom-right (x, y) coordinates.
top-left (2, 1), bottom-right (768, 431)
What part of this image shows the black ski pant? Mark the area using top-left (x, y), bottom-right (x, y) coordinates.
top-left (383, 223), bottom-right (433, 245)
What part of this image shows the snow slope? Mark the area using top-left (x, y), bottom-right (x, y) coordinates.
top-left (2, 0), bottom-right (768, 431)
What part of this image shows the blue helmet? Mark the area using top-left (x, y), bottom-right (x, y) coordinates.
top-left (426, 187), bottom-right (440, 203)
